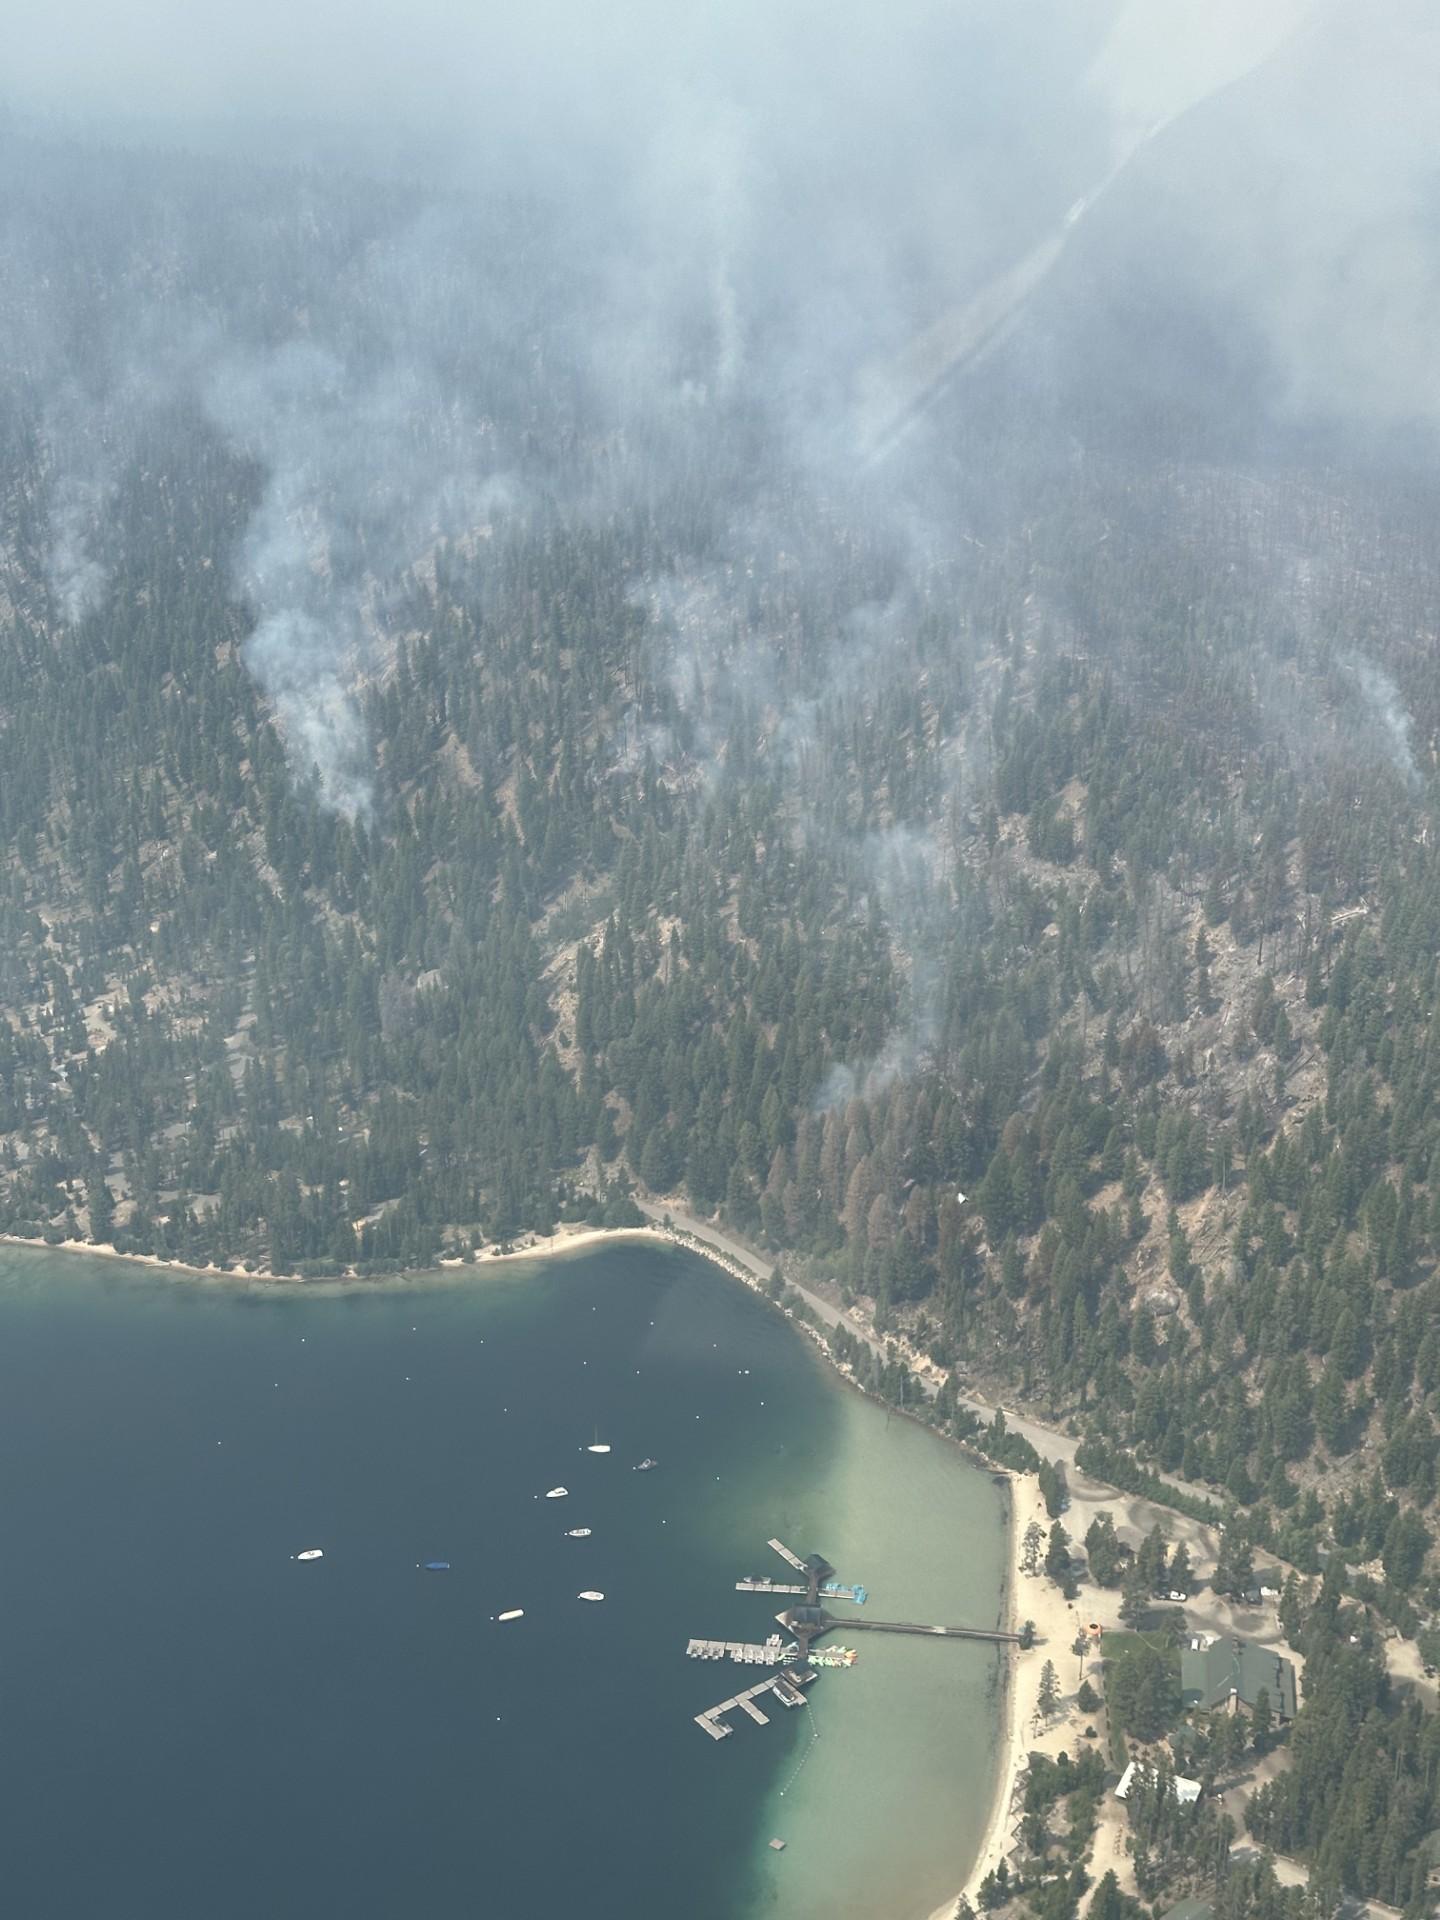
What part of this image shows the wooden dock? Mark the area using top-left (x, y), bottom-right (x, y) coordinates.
top-left (693, 1669), bottom-right (815, 1740)
top-left (847, 1617), bottom-right (1020, 1644)
top-left (767, 1538), bottom-right (808, 1573)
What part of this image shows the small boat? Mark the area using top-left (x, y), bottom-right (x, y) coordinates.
top-left (565, 1528), bottom-right (593, 1538)
top-left (497, 1609), bottom-right (524, 1622)
top-left (422, 1561), bottom-right (451, 1572)
top-left (293, 1549), bottom-right (324, 1561)
top-left (633, 1458), bottom-right (658, 1472)
top-left (587, 1444), bottom-right (612, 1454)
top-left (545, 1487), bottom-right (569, 1499)
top-left (577, 1590), bottom-right (605, 1602)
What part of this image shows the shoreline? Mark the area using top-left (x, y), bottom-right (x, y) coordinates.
top-left (933, 1475), bottom-right (1055, 1920)
top-left (0, 1209), bottom-right (1023, 1918)
top-left (929, 1481), bottom-right (1022, 1920)
top-left (0, 1222), bottom-right (670, 1289)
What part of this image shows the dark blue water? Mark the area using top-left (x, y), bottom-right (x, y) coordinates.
top-left (0, 1243), bottom-right (852, 1919)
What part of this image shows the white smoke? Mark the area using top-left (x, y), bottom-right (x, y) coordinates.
top-left (46, 471), bottom-right (110, 623)
top-left (1345, 654), bottom-right (1420, 786)
top-left (203, 335), bottom-right (507, 817)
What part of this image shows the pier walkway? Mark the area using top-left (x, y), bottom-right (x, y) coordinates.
top-left (767, 1538), bottom-right (808, 1573)
top-left (736, 1577), bottom-right (867, 1602)
top-left (847, 1617), bottom-right (1020, 1644)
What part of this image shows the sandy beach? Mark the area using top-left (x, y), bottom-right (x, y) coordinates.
top-left (0, 1221), bottom-right (671, 1287)
top-left (929, 1472), bottom-right (1084, 1920)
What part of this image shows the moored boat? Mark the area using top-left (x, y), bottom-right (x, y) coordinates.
top-left (497, 1609), bottom-right (524, 1622)
top-left (577, 1590), bottom-right (605, 1602)
top-left (565, 1527), bottom-right (593, 1537)
top-left (422, 1561), bottom-right (451, 1572)
top-left (632, 1458), bottom-right (658, 1471)
top-left (293, 1549), bottom-right (324, 1561)
top-left (544, 1486), bottom-right (569, 1498)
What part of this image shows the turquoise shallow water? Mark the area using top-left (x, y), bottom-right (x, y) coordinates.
top-left (0, 1239), bottom-right (1004, 1919)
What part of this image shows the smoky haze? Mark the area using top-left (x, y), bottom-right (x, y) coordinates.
top-left (3, 0), bottom-right (1439, 815)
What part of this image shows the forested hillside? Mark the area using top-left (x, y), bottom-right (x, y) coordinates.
top-left (5, 132), bottom-right (1440, 1602)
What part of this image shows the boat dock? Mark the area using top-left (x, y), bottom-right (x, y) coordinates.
top-left (736, 1577), bottom-right (868, 1603)
top-left (693, 1668), bottom-right (815, 1741)
top-left (686, 1637), bottom-right (795, 1666)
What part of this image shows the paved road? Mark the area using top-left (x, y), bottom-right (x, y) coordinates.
top-left (641, 1199), bottom-right (1197, 1485)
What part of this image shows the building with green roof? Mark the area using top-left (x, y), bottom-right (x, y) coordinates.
top-left (1180, 1638), bottom-right (1297, 1722)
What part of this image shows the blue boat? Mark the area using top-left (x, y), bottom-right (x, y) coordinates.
top-left (422, 1560), bottom-right (452, 1572)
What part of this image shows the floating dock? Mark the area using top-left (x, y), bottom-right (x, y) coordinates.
top-left (686, 1637), bottom-right (796, 1666)
top-left (693, 1669), bottom-right (816, 1741)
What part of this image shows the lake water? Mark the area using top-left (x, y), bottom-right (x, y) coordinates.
top-left (0, 1239), bottom-right (1006, 1920)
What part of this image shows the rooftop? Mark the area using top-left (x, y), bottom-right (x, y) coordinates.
top-left (1180, 1638), bottom-right (1296, 1720)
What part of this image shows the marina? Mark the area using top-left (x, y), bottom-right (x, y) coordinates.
top-left (688, 1535), bottom-right (1015, 1739)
